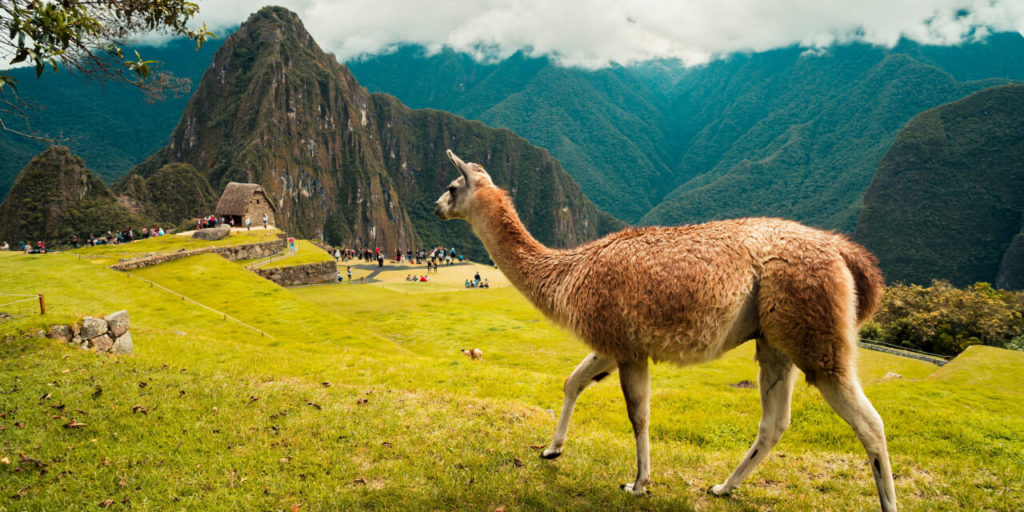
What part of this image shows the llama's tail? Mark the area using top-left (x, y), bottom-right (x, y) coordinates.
top-left (840, 239), bottom-right (885, 326)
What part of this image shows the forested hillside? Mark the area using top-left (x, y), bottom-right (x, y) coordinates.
top-left (0, 38), bottom-right (223, 202)
top-left (855, 84), bottom-right (1024, 287)
top-left (349, 34), bottom-right (1024, 229)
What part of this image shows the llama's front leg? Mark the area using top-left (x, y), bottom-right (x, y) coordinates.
top-left (618, 357), bottom-right (651, 495)
top-left (543, 352), bottom-right (617, 459)
top-left (711, 340), bottom-right (796, 496)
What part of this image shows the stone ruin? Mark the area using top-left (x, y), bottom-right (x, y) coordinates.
top-left (48, 310), bottom-right (132, 355)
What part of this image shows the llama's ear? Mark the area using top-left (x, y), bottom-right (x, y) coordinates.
top-left (447, 149), bottom-right (474, 187)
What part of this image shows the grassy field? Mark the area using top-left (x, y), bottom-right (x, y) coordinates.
top-left (1, 247), bottom-right (1022, 511)
top-left (75, 228), bottom-right (283, 266)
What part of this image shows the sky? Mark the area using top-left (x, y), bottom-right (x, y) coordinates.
top-left (186, 0), bottom-right (1024, 68)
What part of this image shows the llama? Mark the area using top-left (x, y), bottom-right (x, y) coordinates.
top-left (434, 150), bottom-right (897, 511)
top-left (462, 348), bottom-right (483, 360)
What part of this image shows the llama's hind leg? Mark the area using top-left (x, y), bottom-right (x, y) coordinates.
top-left (618, 358), bottom-right (651, 494)
top-left (815, 375), bottom-right (897, 512)
top-left (710, 340), bottom-right (796, 496)
top-left (543, 352), bottom-right (617, 459)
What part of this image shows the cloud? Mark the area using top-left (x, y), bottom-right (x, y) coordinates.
top-left (188, 0), bottom-right (1024, 67)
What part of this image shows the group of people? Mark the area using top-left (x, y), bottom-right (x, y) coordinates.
top-left (196, 213), bottom-right (269, 231)
top-left (405, 274), bottom-right (430, 282)
top-left (329, 245), bottom-right (464, 270)
top-left (2, 240), bottom-right (45, 253)
top-left (465, 271), bottom-right (489, 288)
top-left (1, 225), bottom-right (171, 254)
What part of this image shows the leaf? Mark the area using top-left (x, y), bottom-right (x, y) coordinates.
top-left (0, 456), bottom-right (9, 465)
top-left (50, 403), bottom-right (65, 410)
top-left (91, 387), bottom-right (102, 399)
top-left (99, 498), bottom-right (114, 508)
top-left (131, 405), bottom-right (147, 415)
top-left (40, 392), bottom-right (52, 401)
top-left (246, 396), bottom-right (259, 405)
top-left (63, 420), bottom-right (86, 429)
top-left (306, 402), bottom-right (321, 410)
top-left (15, 422), bottom-right (25, 429)
top-left (321, 382), bottom-right (331, 387)
top-left (138, 381), bottom-right (147, 388)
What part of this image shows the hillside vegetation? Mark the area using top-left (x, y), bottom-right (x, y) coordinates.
top-left (0, 247), bottom-right (1022, 510)
top-left (855, 84), bottom-right (1024, 287)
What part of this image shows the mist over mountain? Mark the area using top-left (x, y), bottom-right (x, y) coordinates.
top-left (349, 34), bottom-right (1024, 229)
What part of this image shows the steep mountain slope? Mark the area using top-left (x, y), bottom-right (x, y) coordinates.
top-left (854, 84), bottom-right (1024, 288)
top-left (0, 146), bottom-right (144, 244)
top-left (349, 35), bottom-right (1024, 230)
top-left (120, 7), bottom-right (619, 260)
top-left (0, 38), bottom-right (223, 202)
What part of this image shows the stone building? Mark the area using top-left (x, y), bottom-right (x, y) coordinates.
top-left (215, 182), bottom-right (277, 227)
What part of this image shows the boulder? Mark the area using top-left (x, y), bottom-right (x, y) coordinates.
top-left (112, 332), bottom-right (133, 355)
top-left (81, 316), bottom-right (108, 339)
top-left (48, 324), bottom-right (74, 342)
top-left (192, 225), bottom-right (231, 241)
top-left (92, 334), bottom-right (114, 353)
top-left (104, 310), bottom-right (130, 337)
top-left (71, 335), bottom-right (83, 346)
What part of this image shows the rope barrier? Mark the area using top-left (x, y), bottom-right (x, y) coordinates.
top-left (125, 273), bottom-right (273, 339)
top-left (0, 297), bottom-right (38, 308)
top-left (0, 292), bottom-right (37, 297)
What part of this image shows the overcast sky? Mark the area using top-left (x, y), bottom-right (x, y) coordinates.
top-left (156, 0), bottom-right (1024, 67)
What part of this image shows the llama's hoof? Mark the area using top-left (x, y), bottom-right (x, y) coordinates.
top-left (540, 448), bottom-right (562, 460)
top-left (620, 482), bottom-right (648, 495)
top-left (708, 484), bottom-right (731, 496)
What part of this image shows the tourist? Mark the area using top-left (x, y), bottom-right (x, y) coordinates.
top-left (262, 213), bottom-right (268, 229)
top-left (0, 241), bottom-right (7, 251)
top-left (246, 216), bottom-right (251, 231)
top-left (465, 279), bottom-right (471, 288)
top-left (483, 279), bottom-right (490, 288)
top-left (347, 266), bottom-right (352, 282)
top-left (70, 234), bottom-right (78, 249)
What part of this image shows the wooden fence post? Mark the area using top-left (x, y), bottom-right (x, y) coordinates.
top-left (38, 293), bottom-right (45, 315)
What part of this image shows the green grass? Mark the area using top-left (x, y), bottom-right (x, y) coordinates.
top-left (1, 250), bottom-right (1022, 511)
top-left (72, 228), bottom-right (283, 266)
top-left (257, 240), bottom-right (334, 270)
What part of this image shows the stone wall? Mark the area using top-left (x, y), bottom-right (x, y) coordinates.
top-left (109, 239), bottom-right (286, 271)
top-left (48, 310), bottom-right (132, 354)
top-left (256, 260), bottom-right (337, 286)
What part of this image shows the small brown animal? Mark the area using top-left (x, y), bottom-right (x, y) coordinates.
top-left (461, 348), bottom-right (483, 360)
top-left (435, 150), bottom-right (896, 511)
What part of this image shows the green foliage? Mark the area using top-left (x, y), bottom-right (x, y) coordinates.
top-left (0, 0), bottom-right (211, 89)
top-left (862, 281), bottom-right (1024, 356)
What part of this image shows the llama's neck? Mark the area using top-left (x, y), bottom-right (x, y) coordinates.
top-left (469, 188), bottom-right (554, 296)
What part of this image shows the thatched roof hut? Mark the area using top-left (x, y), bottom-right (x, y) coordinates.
top-left (215, 182), bottom-right (277, 227)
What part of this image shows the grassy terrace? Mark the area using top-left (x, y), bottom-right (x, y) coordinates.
top-left (74, 228), bottom-right (283, 266)
top-left (0, 250), bottom-right (1022, 511)
top-left (257, 240), bottom-right (335, 270)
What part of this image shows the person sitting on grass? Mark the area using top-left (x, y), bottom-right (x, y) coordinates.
top-left (483, 279), bottom-right (490, 288)
top-left (465, 279), bottom-right (471, 288)
top-left (420, 275), bottom-right (428, 282)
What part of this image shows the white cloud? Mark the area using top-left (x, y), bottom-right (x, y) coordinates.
top-left (193, 0), bottom-right (1024, 68)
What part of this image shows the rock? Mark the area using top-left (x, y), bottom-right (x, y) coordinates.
top-left (72, 322), bottom-right (81, 336)
top-left (48, 324), bottom-right (74, 342)
top-left (71, 335), bottom-right (82, 346)
top-left (81, 316), bottom-right (108, 339)
top-left (192, 225), bottom-right (231, 241)
top-left (112, 332), bottom-right (133, 355)
top-left (104, 310), bottom-right (130, 337)
top-left (92, 334), bottom-right (113, 353)
top-left (880, 372), bottom-right (903, 382)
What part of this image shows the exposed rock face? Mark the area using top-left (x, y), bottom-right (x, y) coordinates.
top-left (256, 260), bottom-right (337, 286)
top-left (192, 225), bottom-right (231, 241)
top-left (0, 146), bottom-right (143, 244)
top-left (92, 334), bottom-right (114, 352)
top-left (121, 6), bottom-right (621, 261)
top-left (50, 312), bottom-right (133, 355)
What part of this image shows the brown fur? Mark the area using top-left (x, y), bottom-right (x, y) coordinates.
top-left (455, 184), bottom-right (882, 382)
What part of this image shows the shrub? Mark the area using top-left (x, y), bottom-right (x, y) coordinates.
top-left (860, 280), bottom-right (1024, 356)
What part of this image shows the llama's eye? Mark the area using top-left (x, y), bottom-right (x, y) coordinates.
top-left (448, 186), bottom-right (456, 195)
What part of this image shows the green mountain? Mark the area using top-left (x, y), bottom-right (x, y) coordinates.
top-left (0, 38), bottom-right (224, 202)
top-left (117, 7), bottom-right (620, 261)
top-left (0, 146), bottom-right (145, 245)
top-left (854, 84), bottom-right (1024, 288)
top-left (348, 35), bottom-right (1024, 229)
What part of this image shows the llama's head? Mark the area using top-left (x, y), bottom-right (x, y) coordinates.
top-left (434, 150), bottom-right (494, 221)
